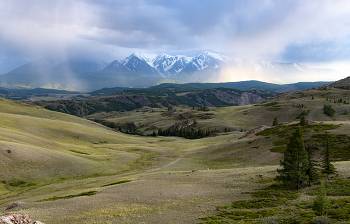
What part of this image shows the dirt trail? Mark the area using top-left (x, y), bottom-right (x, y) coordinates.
top-left (147, 154), bottom-right (183, 172)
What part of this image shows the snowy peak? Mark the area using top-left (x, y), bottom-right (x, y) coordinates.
top-left (152, 54), bottom-right (194, 77)
top-left (119, 52), bottom-right (195, 77)
top-left (130, 52), bottom-right (158, 66)
top-left (121, 53), bottom-right (159, 76)
top-left (201, 51), bottom-right (231, 62)
top-left (181, 51), bottom-right (227, 73)
top-left (122, 51), bottom-right (228, 75)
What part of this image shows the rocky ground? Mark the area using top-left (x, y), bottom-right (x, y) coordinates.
top-left (0, 213), bottom-right (43, 224)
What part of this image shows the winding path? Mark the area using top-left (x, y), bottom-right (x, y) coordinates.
top-left (146, 154), bottom-right (183, 172)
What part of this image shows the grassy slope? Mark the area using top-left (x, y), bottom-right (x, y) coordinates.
top-left (0, 98), bottom-right (159, 202)
top-left (93, 87), bottom-right (350, 134)
top-left (0, 98), bottom-right (256, 214)
top-left (1, 86), bottom-right (350, 223)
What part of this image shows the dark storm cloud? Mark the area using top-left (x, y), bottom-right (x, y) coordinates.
top-left (0, 0), bottom-right (350, 63)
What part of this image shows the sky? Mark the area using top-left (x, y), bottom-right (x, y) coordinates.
top-left (1, 0), bottom-right (350, 76)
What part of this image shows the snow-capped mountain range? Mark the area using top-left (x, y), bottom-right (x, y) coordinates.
top-left (104, 52), bottom-right (193, 77)
top-left (0, 51), bottom-right (340, 90)
top-left (102, 51), bottom-right (309, 80)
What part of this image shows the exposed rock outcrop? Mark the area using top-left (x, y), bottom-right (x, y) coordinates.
top-left (5, 203), bottom-right (18, 210)
top-left (317, 84), bottom-right (330, 90)
top-left (0, 213), bottom-right (44, 224)
top-left (170, 119), bottom-right (195, 130)
top-left (0, 213), bottom-right (31, 224)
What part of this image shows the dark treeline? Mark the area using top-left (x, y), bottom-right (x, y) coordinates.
top-left (91, 118), bottom-right (231, 139)
top-left (92, 119), bottom-right (142, 135)
top-left (156, 127), bottom-right (226, 139)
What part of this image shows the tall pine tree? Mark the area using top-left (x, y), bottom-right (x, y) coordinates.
top-left (306, 144), bottom-right (319, 186)
top-left (322, 132), bottom-right (336, 180)
top-left (277, 128), bottom-right (309, 190)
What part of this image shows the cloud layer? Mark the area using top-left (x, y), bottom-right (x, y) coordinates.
top-left (1, 0), bottom-right (350, 66)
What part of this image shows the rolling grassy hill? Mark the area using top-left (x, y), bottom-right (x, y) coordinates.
top-left (1, 80), bottom-right (350, 223)
top-left (0, 98), bottom-right (168, 203)
top-left (84, 84), bottom-right (350, 137)
top-left (0, 96), bottom-right (266, 223)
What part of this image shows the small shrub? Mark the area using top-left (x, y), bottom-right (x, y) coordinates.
top-left (256, 178), bottom-right (275, 184)
top-left (102, 180), bottom-right (131, 187)
top-left (312, 216), bottom-right (332, 224)
top-left (328, 208), bottom-right (350, 220)
top-left (9, 180), bottom-right (26, 187)
top-left (273, 116), bottom-right (279, 126)
top-left (269, 146), bottom-right (287, 153)
top-left (308, 179), bottom-right (350, 196)
top-left (266, 107), bottom-right (282, 111)
top-left (35, 191), bottom-right (97, 202)
top-left (69, 150), bottom-right (90, 155)
top-left (297, 110), bottom-right (310, 119)
top-left (300, 115), bottom-right (307, 126)
top-left (261, 102), bottom-right (279, 107)
top-left (273, 139), bottom-right (289, 146)
top-left (257, 215), bottom-right (278, 224)
top-left (300, 211), bottom-right (317, 218)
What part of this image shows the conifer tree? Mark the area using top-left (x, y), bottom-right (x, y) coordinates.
top-left (300, 115), bottom-right (307, 126)
top-left (312, 181), bottom-right (329, 215)
top-left (273, 116), bottom-right (279, 126)
top-left (322, 133), bottom-right (336, 180)
top-left (277, 128), bottom-right (309, 190)
top-left (306, 145), bottom-right (319, 186)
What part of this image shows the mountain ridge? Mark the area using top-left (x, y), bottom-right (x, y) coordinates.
top-left (0, 52), bottom-right (342, 91)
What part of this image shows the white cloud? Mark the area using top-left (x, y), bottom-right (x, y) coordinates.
top-left (0, 0), bottom-right (350, 70)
